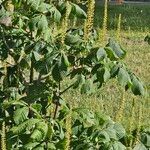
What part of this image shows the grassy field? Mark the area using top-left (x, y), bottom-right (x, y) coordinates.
top-left (64, 3), bottom-right (150, 131)
top-left (94, 3), bottom-right (150, 31)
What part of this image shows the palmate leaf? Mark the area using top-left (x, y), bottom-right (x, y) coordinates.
top-left (13, 106), bottom-right (29, 125)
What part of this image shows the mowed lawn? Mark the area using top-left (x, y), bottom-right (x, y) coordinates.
top-left (64, 3), bottom-right (150, 130)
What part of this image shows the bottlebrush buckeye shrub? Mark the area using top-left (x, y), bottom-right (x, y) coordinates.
top-left (0, 0), bottom-right (145, 149)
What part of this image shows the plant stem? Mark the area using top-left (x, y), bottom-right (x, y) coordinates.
top-left (60, 83), bottom-right (74, 95)
top-left (30, 55), bottom-right (34, 83)
top-left (53, 81), bottom-right (61, 119)
top-left (53, 103), bottom-right (59, 119)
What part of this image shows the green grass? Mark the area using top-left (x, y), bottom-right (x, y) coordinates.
top-left (64, 3), bottom-right (150, 130)
top-left (94, 3), bottom-right (150, 31)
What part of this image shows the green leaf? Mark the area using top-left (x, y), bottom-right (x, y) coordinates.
top-left (29, 15), bottom-right (41, 31)
top-left (104, 67), bottom-right (110, 82)
top-left (118, 68), bottom-right (132, 87)
top-left (23, 142), bottom-right (40, 150)
top-left (105, 47), bottom-right (119, 61)
top-left (96, 48), bottom-right (107, 61)
top-left (47, 143), bottom-right (56, 149)
top-left (110, 64), bottom-right (119, 78)
top-left (141, 133), bottom-right (150, 147)
top-left (109, 141), bottom-right (126, 150)
top-left (2, 100), bottom-right (27, 109)
top-left (38, 3), bottom-right (52, 13)
top-left (11, 119), bottom-right (41, 134)
top-left (33, 51), bottom-right (42, 61)
top-left (96, 67), bottom-right (105, 86)
top-left (97, 130), bottom-right (110, 143)
top-left (31, 103), bottom-right (42, 113)
top-left (81, 79), bottom-right (94, 94)
top-left (107, 38), bottom-right (126, 59)
top-left (131, 75), bottom-right (145, 96)
top-left (27, 0), bottom-right (41, 10)
top-left (31, 121), bottom-right (48, 142)
top-left (52, 55), bottom-right (68, 82)
top-left (13, 106), bottom-right (29, 125)
top-left (113, 123), bottom-right (126, 139)
top-left (65, 34), bottom-right (82, 45)
top-left (31, 129), bottom-right (43, 142)
top-left (144, 35), bottom-right (150, 45)
top-left (133, 143), bottom-right (147, 150)
top-left (105, 127), bottom-right (117, 140)
top-left (52, 62), bottom-right (62, 82)
top-left (38, 15), bottom-right (48, 32)
top-left (33, 146), bottom-right (45, 150)
top-left (71, 3), bottom-right (87, 19)
top-left (73, 74), bottom-right (85, 89)
top-left (62, 52), bottom-right (70, 67)
top-left (52, 7), bottom-right (61, 22)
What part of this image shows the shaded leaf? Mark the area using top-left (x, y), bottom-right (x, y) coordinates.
top-left (65, 34), bottom-right (82, 45)
top-left (23, 142), bottom-right (40, 150)
top-left (131, 75), bottom-right (145, 96)
top-left (105, 47), bottom-right (119, 61)
top-left (107, 38), bottom-right (126, 59)
top-left (71, 3), bottom-right (87, 19)
top-left (118, 68), bottom-right (132, 87)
